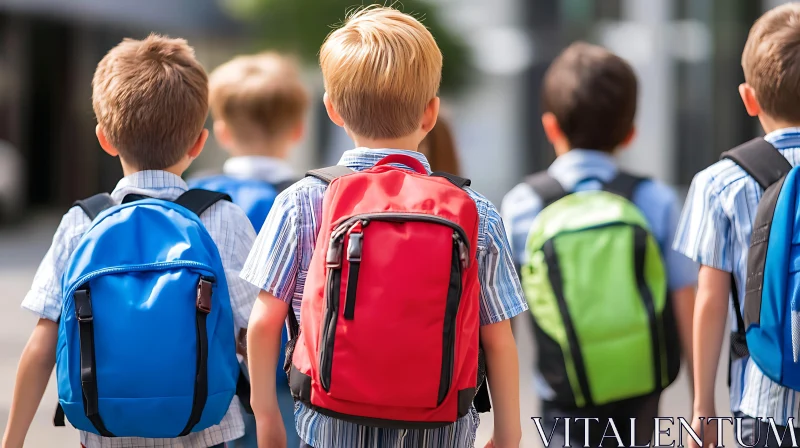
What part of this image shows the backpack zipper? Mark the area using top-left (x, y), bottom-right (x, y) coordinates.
top-left (65, 261), bottom-right (216, 300)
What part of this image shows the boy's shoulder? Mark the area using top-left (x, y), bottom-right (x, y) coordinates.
top-left (687, 158), bottom-right (751, 199)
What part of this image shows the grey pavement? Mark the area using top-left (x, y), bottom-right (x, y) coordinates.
top-left (0, 213), bottom-right (733, 447)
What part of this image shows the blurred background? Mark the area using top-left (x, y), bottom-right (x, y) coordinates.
top-left (0, 0), bottom-right (782, 446)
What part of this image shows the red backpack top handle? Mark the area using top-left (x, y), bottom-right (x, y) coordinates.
top-left (373, 154), bottom-right (428, 175)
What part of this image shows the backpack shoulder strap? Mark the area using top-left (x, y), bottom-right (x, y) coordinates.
top-left (174, 189), bottom-right (232, 217)
top-left (305, 165), bottom-right (355, 184)
top-left (72, 193), bottom-right (115, 221)
top-left (602, 172), bottom-right (647, 202)
top-left (431, 172), bottom-right (471, 189)
top-left (721, 138), bottom-right (792, 190)
top-left (525, 172), bottom-right (567, 208)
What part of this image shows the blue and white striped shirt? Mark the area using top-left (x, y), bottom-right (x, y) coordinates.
top-left (240, 148), bottom-right (528, 448)
top-left (673, 127), bottom-right (800, 421)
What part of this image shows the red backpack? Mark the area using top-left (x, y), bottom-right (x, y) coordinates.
top-left (286, 154), bottom-right (485, 427)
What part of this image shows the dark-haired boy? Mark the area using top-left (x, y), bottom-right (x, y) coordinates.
top-left (501, 41), bottom-right (697, 447)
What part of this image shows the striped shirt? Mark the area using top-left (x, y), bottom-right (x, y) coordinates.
top-left (501, 149), bottom-right (697, 400)
top-left (21, 170), bottom-right (260, 447)
top-left (240, 148), bottom-right (528, 448)
top-left (673, 127), bottom-right (800, 421)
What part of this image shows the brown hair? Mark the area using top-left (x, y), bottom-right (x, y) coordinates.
top-left (742, 2), bottom-right (800, 123)
top-left (419, 117), bottom-right (461, 175)
top-left (92, 34), bottom-right (209, 170)
top-left (319, 6), bottom-right (443, 139)
top-left (541, 42), bottom-right (638, 152)
top-left (209, 52), bottom-right (309, 143)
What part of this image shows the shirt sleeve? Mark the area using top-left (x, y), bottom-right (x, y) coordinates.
top-left (662, 191), bottom-right (699, 290)
top-left (500, 183), bottom-right (542, 267)
top-left (477, 202), bottom-right (529, 325)
top-left (21, 208), bottom-right (89, 322)
top-left (672, 170), bottom-right (732, 272)
top-left (220, 203), bottom-right (260, 332)
top-left (240, 188), bottom-right (300, 304)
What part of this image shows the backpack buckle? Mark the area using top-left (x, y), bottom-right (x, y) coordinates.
top-left (74, 289), bottom-right (93, 322)
top-left (197, 278), bottom-right (213, 314)
top-left (326, 237), bottom-right (344, 268)
top-left (347, 233), bottom-right (363, 262)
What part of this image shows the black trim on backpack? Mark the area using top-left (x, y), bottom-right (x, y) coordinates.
top-left (174, 190), bottom-right (233, 217)
top-left (431, 172), bottom-right (471, 189)
top-left (73, 287), bottom-right (115, 437)
top-left (53, 404), bottom-right (65, 427)
top-left (473, 347), bottom-right (491, 413)
top-left (178, 276), bottom-right (214, 436)
top-left (525, 173), bottom-right (567, 208)
top-left (633, 226), bottom-right (663, 392)
top-left (73, 193), bottom-right (115, 221)
top-left (720, 138), bottom-right (792, 383)
top-left (542, 239), bottom-right (594, 408)
top-left (306, 166), bottom-right (355, 184)
top-left (603, 173), bottom-right (647, 201)
top-left (721, 138), bottom-right (792, 190)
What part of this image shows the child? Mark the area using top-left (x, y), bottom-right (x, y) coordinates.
top-left (501, 42), bottom-right (697, 447)
top-left (1, 35), bottom-right (258, 448)
top-left (241, 6), bottom-right (526, 448)
top-left (189, 51), bottom-right (309, 448)
top-left (675, 3), bottom-right (800, 445)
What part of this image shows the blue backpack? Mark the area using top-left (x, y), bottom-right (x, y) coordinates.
top-left (55, 190), bottom-right (240, 438)
top-left (188, 174), bottom-right (295, 391)
top-left (723, 138), bottom-right (800, 389)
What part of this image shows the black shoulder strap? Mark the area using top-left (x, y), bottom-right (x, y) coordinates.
top-left (72, 193), bottom-right (115, 221)
top-left (721, 138), bottom-right (791, 190)
top-left (525, 172), bottom-right (567, 208)
top-left (306, 166), bottom-right (355, 184)
top-left (602, 172), bottom-right (647, 201)
top-left (174, 189), bottom-right (232, 217)
top-left (431, 171), bottom-right (471, 189)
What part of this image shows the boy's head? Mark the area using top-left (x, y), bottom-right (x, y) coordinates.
top-left (209, 52), bottom-right (309, 157)
top-left (740, 2), bottom-right (800, 130)
top-left (92, 34), bottom-right (209, 174)
top-left (320, 6), bottom-right (442, 146)
top-left (541, 42), bottom-right (637, 155)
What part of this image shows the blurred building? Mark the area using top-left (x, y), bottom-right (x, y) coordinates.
top-left (0, 0), bottom-right (791, 215)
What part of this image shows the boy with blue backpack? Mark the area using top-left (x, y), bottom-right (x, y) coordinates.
top-left (501, 42), bottom-right (697, 447)
top-left (675, 3), bottom-right (800, 447)
top-left (189, 51), bottom-right (309, 448)
top-left (2, 35), bottom-right (259, 448)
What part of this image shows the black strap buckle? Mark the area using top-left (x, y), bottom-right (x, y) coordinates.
top-left (196, 278), bottom-right (213, 314)
top-left (74, 289), bottom-right (93, 322)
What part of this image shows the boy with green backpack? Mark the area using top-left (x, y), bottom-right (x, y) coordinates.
top-left (501, 42), bottom-right (698, 446)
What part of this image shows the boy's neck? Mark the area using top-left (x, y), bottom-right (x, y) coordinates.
top-left (119, 160), bottom-right (186, 178)
top-left (227, 138), bottom-right (292, 160)
top-left (351, 134), bottom-right (422, 152)
top-left (760, 115), bottom-right (800, 135)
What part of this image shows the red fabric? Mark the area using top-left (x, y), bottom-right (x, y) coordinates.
top-left (292, 155), bottom-right (481, 423)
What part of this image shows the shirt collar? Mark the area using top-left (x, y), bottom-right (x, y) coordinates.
top-left (338, 148), bottom-right (432, 173)
top-left (222, 156), bottom-right (296, 183)
top-left (546, 149), bottom-right (618, 190)
top-left (765, 127), bottom-right (800, 150)
top-left (111, 170), bottom-right (188, 201)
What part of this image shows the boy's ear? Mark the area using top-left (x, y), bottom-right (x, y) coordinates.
top-left (541, 112), bottom-right (566, 146)
top-left (620, 126), bottom-right (637, 148)
top-left (213, 121), bottom-right (234, 150)
top-left (421, 97), bottom-right (440, 133)
top-left (290, 120), bottom-right (305, 143)
top-left (739, 83), bottom-right (762, 117)
top-left (323, 93), bottom-right (346, 128)
top-left (96, 126), bottom-right (119, 158)
top-left (187, 129), bottom-right (209, 159)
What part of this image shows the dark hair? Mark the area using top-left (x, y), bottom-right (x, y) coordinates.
top-left (419, 117), bottom-right (461, 175)
top-left (742, 2), bottom-right (800, 123)
top-left (541, 42), bottom-right (638, 152)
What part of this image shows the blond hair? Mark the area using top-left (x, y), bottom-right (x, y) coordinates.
top-left (320, 6), bottom-right (442, 139)
top-left (742, 2), bottom-right (800, 122)
top-left (209, 52), bottom-right (309, 143)
top-left (92, 34), bottom-right (209, 170)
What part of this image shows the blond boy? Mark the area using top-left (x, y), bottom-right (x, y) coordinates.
top-left (241, 6), bottom-right (526, 448)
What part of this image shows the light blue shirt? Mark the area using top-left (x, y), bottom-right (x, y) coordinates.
top-left (240, 148), bottom-right (528, 448)
top-left (501, 149), bottom-right (698, 401)
top-left (674, 128), bottom-right (800, 423)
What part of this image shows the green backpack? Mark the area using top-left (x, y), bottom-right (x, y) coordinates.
top-left (521, 172), bottom-right (680, 408)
